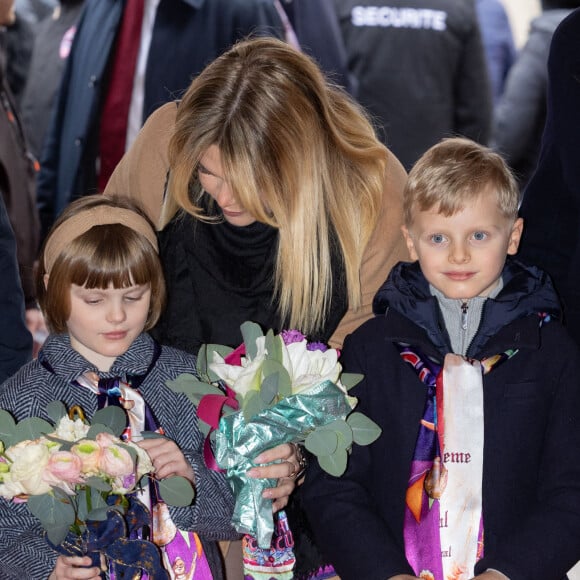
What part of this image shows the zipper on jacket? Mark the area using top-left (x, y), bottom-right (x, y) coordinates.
top-left (460, 301), bottom-right (469, 330)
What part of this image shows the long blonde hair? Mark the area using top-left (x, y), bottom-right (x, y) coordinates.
top-left (165, 37), bottom-right (387, 335)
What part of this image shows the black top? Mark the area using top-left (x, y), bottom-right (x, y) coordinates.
top-left (153, 209), bottom-right (348, 355)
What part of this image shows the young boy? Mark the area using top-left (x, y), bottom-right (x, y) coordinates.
top-left (302, 137), bottom-right (580, 580)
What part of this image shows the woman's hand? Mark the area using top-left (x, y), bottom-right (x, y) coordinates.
top-left (137, 437), bottom-right (195, 484)
top-left (247, 442), bottom-right (307, 512)
top-left (49, 555), bottom-right (102, 579)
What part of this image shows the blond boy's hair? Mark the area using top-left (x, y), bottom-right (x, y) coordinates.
top-left (403, 137), bottom-right (521, 225)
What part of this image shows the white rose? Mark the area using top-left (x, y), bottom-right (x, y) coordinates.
top-left (283, 340), bottom-right (342, 394)
top-left (5, 440), bottom-right (52, 495)
top-left (210, 337), bottom-right (267, 398)
top-left (52, 416), bottom-right (90, 442)
top-left (0, 475), bottom-right (27, 499)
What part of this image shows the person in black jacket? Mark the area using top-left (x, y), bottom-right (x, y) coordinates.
top-left (302, 137), bottom-right (580, 580)
top-left (491, 0), bottom-right (580, 190)
top-left (333, 0), bottom-right (492, 171)
top-left (518, 7), bottom-right (580, 349)
top-left (0, 0), bottom-right (41, 342)
top-left (0, 192), bottom-right (31, 384)
top-left (20, 0), bottom-right (85, 159)
top-left (276, 0), bottom-right (356, 95)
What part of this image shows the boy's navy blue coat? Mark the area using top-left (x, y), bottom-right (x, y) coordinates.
top-left (302, 259), bottom-right (580, 580)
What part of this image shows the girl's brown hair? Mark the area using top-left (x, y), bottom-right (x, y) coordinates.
top-left (37, 195), bottom-right (165, 333)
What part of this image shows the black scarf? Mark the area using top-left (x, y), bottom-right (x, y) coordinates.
top-left (153, 208), bottom-right (347, 355)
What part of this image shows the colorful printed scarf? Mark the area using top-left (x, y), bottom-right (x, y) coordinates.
top-left (397, 344), bottom-right (518, 580)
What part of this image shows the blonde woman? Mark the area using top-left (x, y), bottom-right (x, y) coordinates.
top-left (105, 36), bottom-right (409, 579)
top-left (106, 36), bottom-right (408, 354)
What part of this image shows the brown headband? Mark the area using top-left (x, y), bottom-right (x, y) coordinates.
top-left (43, 206), bottom-right (159, 273)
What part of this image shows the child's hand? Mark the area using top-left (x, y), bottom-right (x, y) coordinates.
top-left (248, 442), bottom-right (303, 512)
top-left (137, 437), bottom-right (195, 484)
top-left (49, 555), bottom-right (102, 579)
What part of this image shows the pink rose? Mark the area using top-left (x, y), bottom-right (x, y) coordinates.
top-left (95, 432), bottom-right (117, 448)
top-left (98, 442), bottom-right (135, 478)
top-left (43, 451), bottom-right (83, 490)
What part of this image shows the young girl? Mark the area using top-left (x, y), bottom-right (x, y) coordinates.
top-left (0, 195), bottom-right (299, 580)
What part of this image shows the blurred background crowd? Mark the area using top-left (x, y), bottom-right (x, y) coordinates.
top-left (2, 0), bottom-right (578, 380)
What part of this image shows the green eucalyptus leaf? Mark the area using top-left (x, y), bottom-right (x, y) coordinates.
top-left (158, 476), bottom-right (195, 506)
top-left (0, 410), bottom-right (16, 447)
top-left (242, 391), bottom-right (265, 422)
top-left (318, 447), bottom-right (349, 477)
top-left (319, 418), bottom-right (353, 449)
top-left (89, 487), bottom-right (108, 511)
top-left (165, 375), bottom-right (224, 406)
top-left (305, 429), bottom-right (338, 456)
top-left (262, 359), bottom-right (292, 399)
top-left (222, 401), bottom-right (240, 418)
top-left (86, 424), bottom-right (115, 439)
top-left (13, 418), bottom-right (54, 443)
top-left (347, 412), bottom-right (382, 445)
top-left (46, 523), bottom-right (73, 546)
top-left (44, 434), bottom-right (74, 451)
top-left (340, 373), bottom-right (364, 391)
top-left (52, 486), bottom-right (74, 501)
top-left (46, 401), bottom-right (67, 425)
top-left (91, 406), bottom-right (127, 437)
top-left (196, 345), bottom-right (209, 378)
top-left (264, 331), bottom-right (284, 363)
top-left (84, 476), bottom-right (112, 493)
top-left (260, 372), bottom-right (279, 405)
top-left (28, 492), bottom-right (75, 527)
top-left (76, 488), bottom-right (89, 523)
top-left (241, 321), bottom-right (263, 359)
top-left (165, 372), bottom-right (200, 392)
top-left (119, 442), bottom-right (138, 464)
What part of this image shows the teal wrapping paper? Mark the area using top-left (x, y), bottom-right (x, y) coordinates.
top-left (214, 379), bottom-right (353, 548)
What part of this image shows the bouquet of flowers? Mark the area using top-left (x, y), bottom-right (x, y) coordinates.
top-left (0, 401), bottom-right (194, 578)
top-left (167, 321), bottom-right (381, 547)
